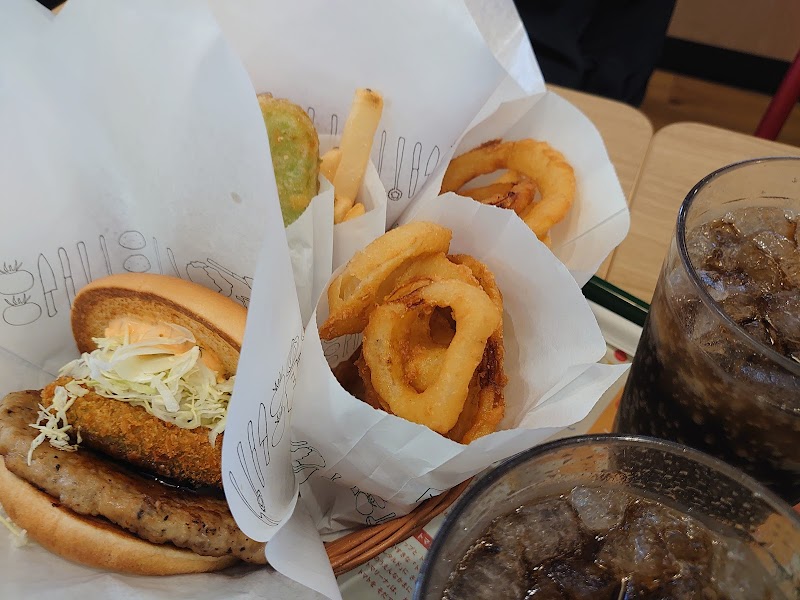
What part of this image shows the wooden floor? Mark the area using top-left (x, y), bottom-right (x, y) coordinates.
top-left (640, 70), bottom-right (800, 147)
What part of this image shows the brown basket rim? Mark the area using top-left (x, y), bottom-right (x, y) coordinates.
top-left (324, 478), bottom-right (471, 577)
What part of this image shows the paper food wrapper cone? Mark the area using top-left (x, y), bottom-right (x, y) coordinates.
top-left (0, 0), bottom-right (315, 597)
top-left (292, 196), bottom-right (628, 533)
top-left (0, 0), bottom-right (277, 386)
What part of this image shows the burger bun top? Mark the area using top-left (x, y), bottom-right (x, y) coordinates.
top-left (71, 273), bottom-right (247, 377)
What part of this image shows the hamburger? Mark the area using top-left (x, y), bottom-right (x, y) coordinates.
top-left (0, 273), bottom-right (266, 575)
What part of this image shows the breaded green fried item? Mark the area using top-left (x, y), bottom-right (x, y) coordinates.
top-left (258, 94), bottom-right (320, 226)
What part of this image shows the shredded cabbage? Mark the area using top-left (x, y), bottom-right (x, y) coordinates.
top-left (29, 322), bottom-right (234, 460)
top-left (27, 386), bottom-right (82, 464)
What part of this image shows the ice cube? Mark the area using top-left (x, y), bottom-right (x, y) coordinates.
top-left (724, 206), bottom-right (796, 239)
top-left (765, 291), bottom-right (800, 345)
top-left (662, 518), bottom-right (713, 564)
top-left (753, 231), bottom-right (800, 288)
top-left (689, 307), bottom-right (720, 341)
top-left (685, 229), bottom-right (719, 270)
top-left (444, 542), bottom-right (527, 600)
top-left (538, 560), bottom-right (618, 599)
top-left (753, 230), bottom-right (795, 261)
top-left (733, 242), bottom-right (784, 293)
top-left (741, 320), bottom-right (773, 347)
top-left (569, 486), bottom-right (629, 532)
top-left (524, 576), bottom-right (565, 599)
top-left (687, 220), bottom-right (741, 274)
top-left (697, 270), bottom-right (729, 302)
top-left (720, 294), bottom-right (759, 324)
top-left (693, 325), bottom-right (736, 361)
top-left (778, 250), bottom-right (800, 288)
top-left (710, 537), bottom-right (773, 600)
top-left (596, 501), bottom-right (684, 588)
top-left (491, 498), bottom-right (583, 566)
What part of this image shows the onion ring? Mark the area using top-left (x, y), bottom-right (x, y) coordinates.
top-left (460, 181), bottom-right (515, 202)
top-left (320, 222), bottom-right (452, 340)
top-left (442, 139), bottom-right (575, 238)
top-left (448, 254), bottom-right (502, 315)
top-left (355, 351), bottom-right (389, 412)
top-left (390, 252), bottom-right (479, 293)
top-left (362, 279), bottom-right (501, 433)
top-left (492, 170), bottom-right (525, 185)
top-left (459, 170), bottom-right (538, 217)
top-left (460, 178), bottom-right (536, 216)
top-left (459, 170), bottom-right (527, 201)
top-left (446, 255), bottom-right (506, 443)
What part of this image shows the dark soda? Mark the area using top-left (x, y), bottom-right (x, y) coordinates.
top-left (616, 207), bottom-right (800, 502)
top-left (443, 486), bottom-right (784, 600)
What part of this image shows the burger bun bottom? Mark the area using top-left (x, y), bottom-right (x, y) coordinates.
top-left (0, 456), bottom-right (238, 575)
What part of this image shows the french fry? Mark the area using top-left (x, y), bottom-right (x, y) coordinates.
top-left (320, 147), bottom-right (342, 183)
top-left (333, 88), bottom-right (384, 217)
top-left (342, 203), bottom-right (366, 223)
top-left (334, 197), bottom-right (353, 224)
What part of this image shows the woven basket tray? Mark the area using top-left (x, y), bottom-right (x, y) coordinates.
top-left (324, 479), bottom-right (471, 576)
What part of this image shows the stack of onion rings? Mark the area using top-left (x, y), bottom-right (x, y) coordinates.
top-left (320, 222), bottom-right (507, 443)
top-left (441, 139), bottom-right (576, 244)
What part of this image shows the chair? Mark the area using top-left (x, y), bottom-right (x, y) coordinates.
top-left (755, 48), bottom-right (800, 140)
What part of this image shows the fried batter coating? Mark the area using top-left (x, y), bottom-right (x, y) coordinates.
top-left (42, 377), bottom-right (223, 489)
top-left (258, 94), bottom-right (320, 226)
top-left (334, 254), bottom-right (507, 444)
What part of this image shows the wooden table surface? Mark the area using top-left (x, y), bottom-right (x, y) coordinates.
top-left (605, 122), bottom-right (800, 301)
top-left (549, 85), bottom-right (654, 203)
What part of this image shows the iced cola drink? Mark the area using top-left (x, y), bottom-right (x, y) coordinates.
top-left (444, 489), bottom-right (784, 599)
top-left (416, 436), bottom-right (800, 600)
top-left (616, 158), bottom-right (800, 503)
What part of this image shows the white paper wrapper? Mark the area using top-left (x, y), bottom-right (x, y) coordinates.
top-left (0, 0), bottom-right (319, 597)
top-left (286, 135), bottom-right (387, 325)
top-left (286, 180), bottom-right (334, 326)
top-left (319, 136), bottom-right (389, 271)
top-left (292, 196), bottom-right (628, 533)
top-left (0, 0), bottom-right (276, 385)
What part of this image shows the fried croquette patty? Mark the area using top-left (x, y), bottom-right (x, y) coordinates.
top-left (42, 377), bottom-right (223, 489)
